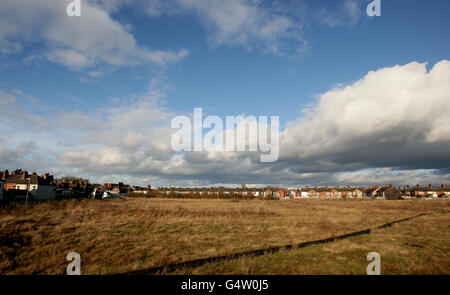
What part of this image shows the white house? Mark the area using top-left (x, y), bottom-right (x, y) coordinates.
top-left (4, 171), bottom-right (57, 200)
top-left (102, 191), bottom-right (112, 199)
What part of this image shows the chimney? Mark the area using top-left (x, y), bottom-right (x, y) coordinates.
top-left (406, 185), bottom-right (410, 189)
top-left (21, 171), bottom-right (28, 179)
top-left (416, 184), bottom-right (421, 189)
top-left (441, 184), bottom-right (447, 189)
top-left (428, 184), bottom-right (432, 189)
top-left (1, 170), bottom-right (9, 180)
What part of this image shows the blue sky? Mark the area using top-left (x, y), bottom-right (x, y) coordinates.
top-left (2, 0), bottom-right (450, 122)
top-left (1, 0), bottom-right (450, 186)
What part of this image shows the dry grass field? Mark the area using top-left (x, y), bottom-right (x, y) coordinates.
top-left (0, 197), bottom-right (449, 274)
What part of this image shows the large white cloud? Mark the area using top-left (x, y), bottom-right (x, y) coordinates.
top-left (280, 60), bottom-right (450, 172)
top-left (1, 60), bottom-right (450, 186)
top-left (0, 0), bottom-right (188, 70)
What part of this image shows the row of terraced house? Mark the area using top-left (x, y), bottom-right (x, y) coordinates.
top-left (153, 186), bottom-right (364, 199)
top-left (1, 168), bottom-right (449, 202)
top-left (153, 184), bottom-right (450, 200)
top-left (0, 169), bottom-right (153, 202)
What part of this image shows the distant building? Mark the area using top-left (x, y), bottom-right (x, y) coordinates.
top-left (1, 170), bottom-right (56, 200)
top-left (273, 189), bottom-right (287, 198)
top-left (364, 186), bottom-right (381, 198)
top-left (401, 184), bottom-right (450, 199)
top-left (56, 177), bottom-right (92, 198)
top-left (352, 188), bottom-right (363, 199)
top-left (375, 185), bottom-right (400, 200)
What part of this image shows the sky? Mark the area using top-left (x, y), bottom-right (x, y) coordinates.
top-left (0, 0), bottom-right (450, 187)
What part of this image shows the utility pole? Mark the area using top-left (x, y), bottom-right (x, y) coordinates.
top-left (25, 177), bottom-right (30, 204)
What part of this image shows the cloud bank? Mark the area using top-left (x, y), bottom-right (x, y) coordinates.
top-left (1, 60), bottom-right (449, 186)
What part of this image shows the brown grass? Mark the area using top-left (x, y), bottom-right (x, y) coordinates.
top-left (0, 197), bottom-right (449, 274)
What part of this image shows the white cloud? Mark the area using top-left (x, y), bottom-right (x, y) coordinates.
top-left (46, 49), bottom-right (91, 70)
top-left (0, 90), bottom-right (16, 105)
top-left (180, 0), bottom-right (302, 53)
top-left (0, 0), bottom-right (188, 70)
top-left (0, 0), bottom-right (369, 67)
top-left (333, 168), bottom-right (450, 187)
top-left (315, 0), bottom-right (362, 28)
top-left (131, 0), bottom-right (308, 55)
top-left (1, 60), bottom-right (450, 186)
top-left (280, 60), bottom-right (450, 171)
top-left (11, 89), bottom-right (40, 104)
top-left (87, 70), bottom-right (103, 78)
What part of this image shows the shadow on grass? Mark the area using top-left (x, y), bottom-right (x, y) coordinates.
top-left (119, 210), bottom-right (449, 275)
